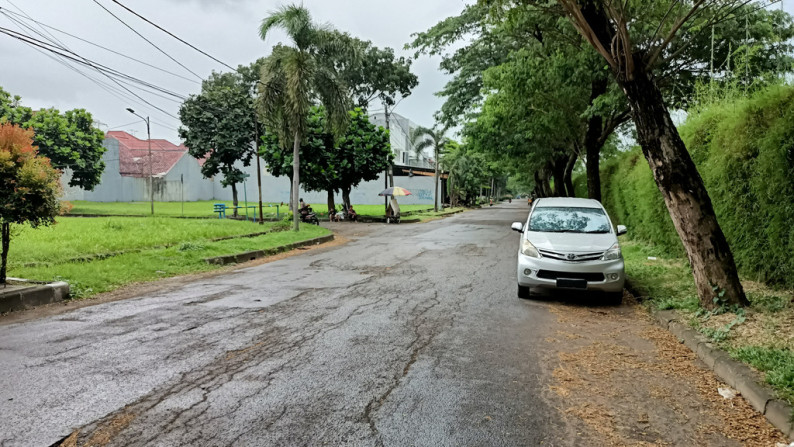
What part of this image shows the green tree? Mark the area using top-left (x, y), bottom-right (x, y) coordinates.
top-left (550, 0), bottom-right (791, 307)
top-left (0, 123), bottom-right (62, 284)
top-left (260, 106), bottom-right (392, 214)
top-left (179, 71), bottom-right (256, 216)
top-left (331, 34), bottom-right (418, 109)
top-left (333, 108), bottom-right (392, 211)
top-left (442, 141), bottom-right (487, 206)
top-left (258, 4), bottom-right (355, 231)
top-left (411, 126), bottom-right (449, 212)
top-left (1, 87), bottom-right (106, 190)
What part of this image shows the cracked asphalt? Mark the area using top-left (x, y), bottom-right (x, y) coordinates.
top-left (1, 203), bottom-right (586, 446)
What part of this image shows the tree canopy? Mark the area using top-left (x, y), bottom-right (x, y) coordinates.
top-left (0, 86), bottom-right (106, 191)
top-left (0, 123), bottom-right (62, 283)
top-left (179, 71), bottom-right (256, 214)
top-left (258, 4), bottom-right (355, 230)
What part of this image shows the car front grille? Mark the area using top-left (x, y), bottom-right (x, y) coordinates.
top-left (537, 270), bottom-right (605, 282)
top-left (538, 249), bottom-right (604, 262)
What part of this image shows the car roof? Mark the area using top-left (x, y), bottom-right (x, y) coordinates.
top-left (534, 197), bottom-right (603, 209)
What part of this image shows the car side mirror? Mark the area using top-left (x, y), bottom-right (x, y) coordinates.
top-left (616, 225), bottom-right (627, 236)
top-left (511, 222), bottom-right (524, 233)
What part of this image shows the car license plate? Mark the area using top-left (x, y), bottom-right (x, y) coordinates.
top-left (556, 278), bottom-right (588, 289)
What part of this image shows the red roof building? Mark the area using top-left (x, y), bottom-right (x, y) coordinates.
top-left (106, 131), bottom-right (188, 178)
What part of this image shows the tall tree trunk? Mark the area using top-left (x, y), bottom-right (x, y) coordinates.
top-left (342, 185), bottom-right (352, 211)
top-left (327, 190), bottom-right (336, 219)
top-left (621, 67), bottom-right (747, 308)
top-left (292, 132), bottom-right (301, 232)
top-left (1, 222), bottom-right (9, 284)
top-left (564, 152), bottom-right (577, 197)
top-left (434, 147), bottom-right (440, 212)
top-left (551, 158), bottom-right (566, 197)
top-left (230, 183), bottom-right (239, 217)
top-left (584, 79), bottom-right (608, 201)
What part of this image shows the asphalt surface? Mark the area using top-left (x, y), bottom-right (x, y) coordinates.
top-left (0, 202), bottom-right (585, 446)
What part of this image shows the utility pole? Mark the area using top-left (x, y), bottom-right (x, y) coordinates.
top-left (254, 121), bottom-right (264, 224)
top-left (383, 102), bottom-right (391, 214)
top-left (126, 108), bottom-right (154, 215)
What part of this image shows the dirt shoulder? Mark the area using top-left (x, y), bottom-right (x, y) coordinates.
top-left (545, 293), bottom-right (787, 446)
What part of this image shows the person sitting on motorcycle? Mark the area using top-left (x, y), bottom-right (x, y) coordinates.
top-left (298, 198), bottom-right (309, 216)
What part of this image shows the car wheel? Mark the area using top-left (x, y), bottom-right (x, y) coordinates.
top-left (605, 291), bottom-right (623, 306)
top-left (518, 284), bottom-right (530, 299)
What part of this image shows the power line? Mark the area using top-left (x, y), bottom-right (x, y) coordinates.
top-left (91, 0), bottom-right (202, 80)
top-left (0, 7), bottom-right (199, 84)
top-left (0, 26), bottom-right (183, 120)
top-left (109, 0), bottom-right (235, 71)
top-left (0, 26), bottom-right (187, 100)
top-left (0, 11), bottom-right (176, 124)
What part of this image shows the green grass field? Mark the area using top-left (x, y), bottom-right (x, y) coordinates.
top-left (68, 200), bottom-right (282, 218)
top-left (7, 217), bottom-right (330, 298)
top-left (67, 200), bottom-right (434, 218)
top-left (8, 217), bottom-right (272, 268)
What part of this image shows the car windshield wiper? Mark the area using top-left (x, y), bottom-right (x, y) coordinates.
top-left (584, 230), bottom-right (610, 234)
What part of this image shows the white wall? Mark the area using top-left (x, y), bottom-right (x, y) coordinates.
top-left (62, 140), bottom-right (440, 206)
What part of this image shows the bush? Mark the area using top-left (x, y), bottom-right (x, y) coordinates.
top-left (599, 84), bottom-right (794, 287)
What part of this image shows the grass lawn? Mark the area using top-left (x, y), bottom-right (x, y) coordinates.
top-left (68, 200), bottom-right (283, 218)
top-left (67, 200), bottom-right (434, 219)
top-left (7, 217), bottom-right (273, 268)
top-left (8, 217), bottom-right (330, 299)
top-left (623, 239), bottom-right (794, 404)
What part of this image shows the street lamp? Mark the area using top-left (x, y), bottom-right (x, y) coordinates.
top-left (126, 108), bottom-right (154, 215)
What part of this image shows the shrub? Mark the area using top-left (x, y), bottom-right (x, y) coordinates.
top-left (599, 84), bottom-right (794, 287)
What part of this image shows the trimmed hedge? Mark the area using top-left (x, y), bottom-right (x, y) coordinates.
top-left (599, 84), bottom-right (794, 286)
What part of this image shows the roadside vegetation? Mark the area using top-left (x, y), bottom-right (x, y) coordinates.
top-left (606, 85), bottom-right (794, 406)
top-left (7, 217), bottom-right (329, 299)
top-left (624, 240), bottom-right (794, 405)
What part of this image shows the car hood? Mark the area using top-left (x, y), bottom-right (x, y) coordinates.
top-left (527, 231), bottom-right (617, 253)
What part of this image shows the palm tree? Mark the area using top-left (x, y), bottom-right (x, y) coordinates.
top-left (257, 5), bottom-right (353, 231)
top-left (411, 126), bottom-right (448, 212)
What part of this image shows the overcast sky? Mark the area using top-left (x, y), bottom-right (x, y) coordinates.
top-left (0, 0), bottom-right (468, 142)
top-left (2, 1), bottom-right (791, 143)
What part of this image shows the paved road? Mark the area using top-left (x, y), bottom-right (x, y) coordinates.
top-left (1, 203), bottom-right (588, 446)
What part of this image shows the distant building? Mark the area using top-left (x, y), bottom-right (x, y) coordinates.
top-left (61, 130), bottom-right (443, 206)
top-left (369, 112), bottom-right (434, 169)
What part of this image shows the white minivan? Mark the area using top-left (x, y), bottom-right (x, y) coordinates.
top-left (511, 198), bottom-right (626, 304)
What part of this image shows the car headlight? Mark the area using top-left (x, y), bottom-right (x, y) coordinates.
top-left (602, 242), bottom-right (622, 261)
top-left (522, 238), bottom-right (540, 258)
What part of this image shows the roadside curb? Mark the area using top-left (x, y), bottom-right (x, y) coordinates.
top-left (650, 308), bottom-right (793, 438)
top-left (203, 234), bottom-right (335, 265)
top-left (0, 281), bottom-right (70, 313)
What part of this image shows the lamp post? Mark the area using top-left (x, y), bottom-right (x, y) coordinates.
top-left (126, 108), bottom-right (154, 215)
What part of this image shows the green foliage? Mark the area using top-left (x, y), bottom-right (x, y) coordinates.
top-left (443, 141), bottom-right (487, 206)
top-left (178, 70), bottom-right (256, 189)
top-left (732, 346), bottom-right (794, 404)
top-left (603, 84), bottom-right (794, 288)
top-left (0, 123), bottom-right (63, 282)
top-left (0, 124), bottom-right (62, 228)
top-left (332, 32), bottom-right (418, 108)
top-left (260, 106), bottom-right (392, 197)
top-left (258, 4), bottom-right (355, 231)
top-left (1, 86), bottom-right (106, 190)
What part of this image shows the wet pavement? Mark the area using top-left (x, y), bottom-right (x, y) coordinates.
top-left (0, 202), bottom-right (586, 446)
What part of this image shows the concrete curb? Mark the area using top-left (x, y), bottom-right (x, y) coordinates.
top-left (204, 234), bottom-right (335, 265)
top-left (650, 308), bottom-right (793, 438)
top-left (0, 281), bottom-right (70, 313)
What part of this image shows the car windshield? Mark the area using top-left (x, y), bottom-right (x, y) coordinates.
top-left (528, 206), bottom-right (611, 233)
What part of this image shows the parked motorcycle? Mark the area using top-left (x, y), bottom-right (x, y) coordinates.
top-left (299, 206), bottom-right (320, 225)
